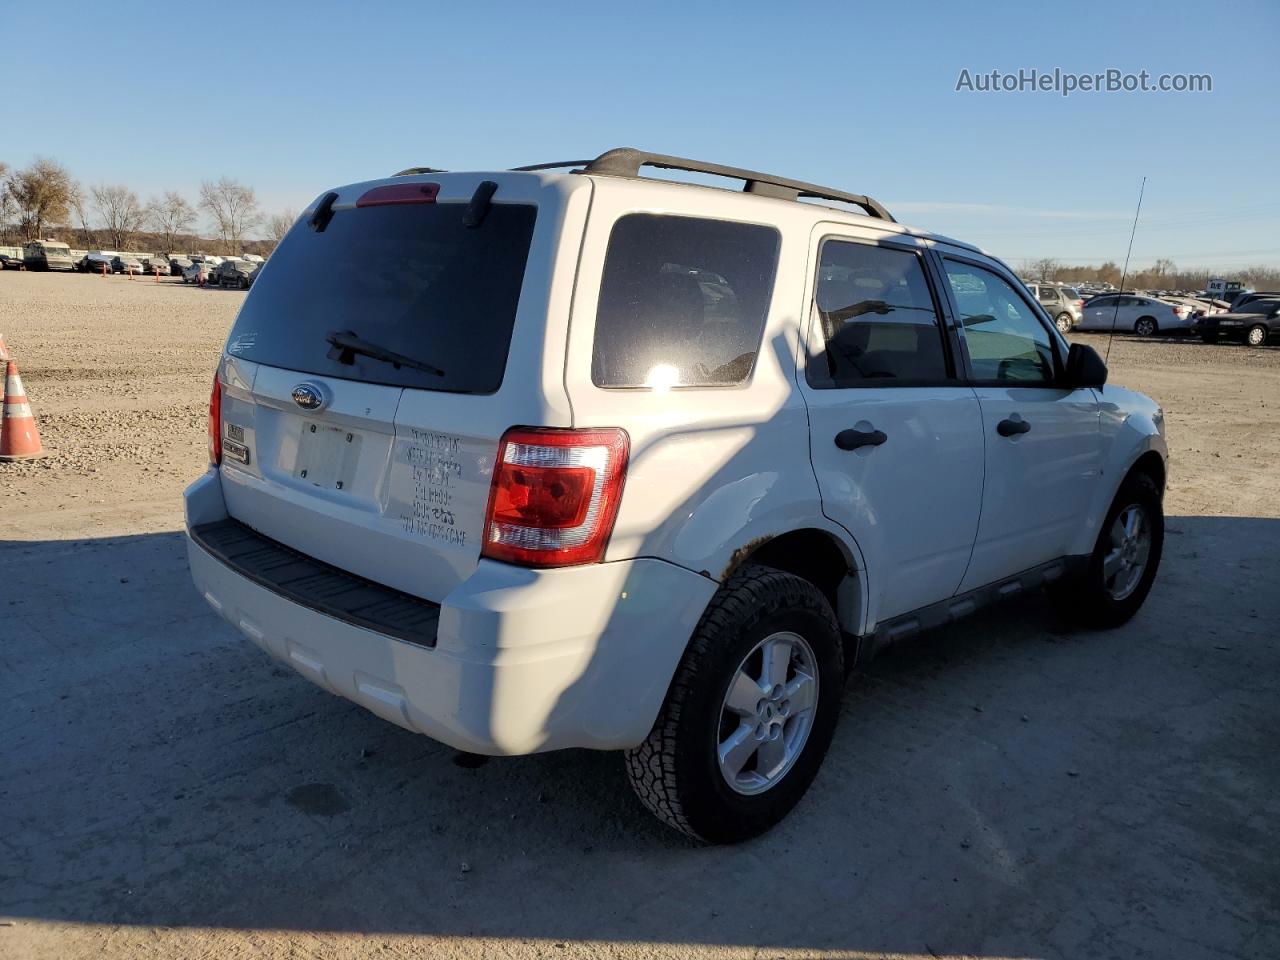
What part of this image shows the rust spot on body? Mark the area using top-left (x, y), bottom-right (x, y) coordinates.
top-left (722, 535), bottom-right (774, 582)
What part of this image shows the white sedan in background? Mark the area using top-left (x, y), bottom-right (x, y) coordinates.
top-left (1078, 294), bottom-right (1195, 336)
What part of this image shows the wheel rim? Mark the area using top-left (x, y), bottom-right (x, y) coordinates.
top-left (1057, 316), bottom-right (1072, 333)
top-left (1102, 504), bottom-right (1151, 600)
top-left (1137, 320), bottom-right (1154, 336)
top-left (716, 631), bottom-right (818, 796)
top-left (1248, 327), bottom-right (1265, 346)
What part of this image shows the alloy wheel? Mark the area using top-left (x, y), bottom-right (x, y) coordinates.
top-left (717, 631), bottom-right (818, 796)
top-left (1102, 504), bottom-right (1151, 601)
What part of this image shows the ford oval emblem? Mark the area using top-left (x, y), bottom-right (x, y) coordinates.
top-left (291, 383), bottom-right (326, 411)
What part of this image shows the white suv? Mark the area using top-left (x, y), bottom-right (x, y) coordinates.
top-left (185, 149), bottom-right (1168, 843)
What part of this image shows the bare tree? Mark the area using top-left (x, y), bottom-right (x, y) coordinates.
top-left (1022, 256), bottom-right (1061, 282)
top-left (0, 161), bottom-right (15, 243)
top-left (149, 192), bottom-right (197, 255)
top-left (266, 208), bottom-right (298, 248)
top-left (199, 177), bottom-right (260, 255)
top-left (92, 184), bottom-right (147, 250)
top-left (6, 157), bottom-right (76, 240)
top-left (68, 183), bottom-right (95, 248)
top-left (1152, 258), bottom-right (1176, 280)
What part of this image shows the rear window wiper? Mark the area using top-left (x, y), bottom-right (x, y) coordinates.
top-left (325, 330), bottom-right (445, 377)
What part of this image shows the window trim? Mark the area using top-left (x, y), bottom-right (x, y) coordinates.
top-left (936, 252), bottom-right (1068, 388)
top-left (589, 211), bottom-right (783, 392)
top-left (803, 234), bottom-right (962, 390)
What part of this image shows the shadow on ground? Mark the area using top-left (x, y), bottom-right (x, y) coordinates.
top-left (3, 516), bottom-right (1278, 958)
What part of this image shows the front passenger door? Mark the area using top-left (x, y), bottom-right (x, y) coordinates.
top-left (939, 257), bottom-right (1102, 591)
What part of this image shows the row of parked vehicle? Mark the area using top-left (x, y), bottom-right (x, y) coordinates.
top-left (173, 254), bottom-right (263, 289)
top-left (68, 250), bottom-right (265, 288)
top-left (1018, 279), bottom-right (1276, 346)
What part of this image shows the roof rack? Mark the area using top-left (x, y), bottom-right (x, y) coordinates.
top-left (509, 160), bottom-right (592, 172)
top-left (575, 148), bottom-right (894, 221)
top-left (394, 149), bottom-right (894, 221)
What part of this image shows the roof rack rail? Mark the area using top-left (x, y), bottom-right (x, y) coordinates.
top-left (509, 160), bottom-right (592, 172)
top-left (392, 166), bottom-right (448, 177)
top-left (577, 147), bottom-right (895, 222)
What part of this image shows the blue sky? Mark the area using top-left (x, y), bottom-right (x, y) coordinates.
top-left (6, 0), bottom-right (1277, 271)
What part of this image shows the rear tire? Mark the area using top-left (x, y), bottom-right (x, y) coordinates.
top-left (1247, 325), bottom-right (1267, 347)
top-left (1049, 472), bottom-right (1163, 628)
top-left (1055, 313), bottom-right (1073, 334)
top-left (624, 564), bottom-right (844, 844)
top-left (1135, 317), bottom-right (1158, 337)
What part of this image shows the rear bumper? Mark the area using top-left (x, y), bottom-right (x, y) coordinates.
top-left (184, 470), bottom-right (716, 755)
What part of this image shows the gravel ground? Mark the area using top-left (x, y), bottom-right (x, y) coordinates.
top-left (3, 271), bottom-right (1279, 960)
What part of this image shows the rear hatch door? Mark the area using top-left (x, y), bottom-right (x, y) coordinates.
top-left (215, 172), bottom-right (584, 602)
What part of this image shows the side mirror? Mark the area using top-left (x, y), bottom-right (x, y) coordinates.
top-left (1064, 342), bottom-right (1108, 388)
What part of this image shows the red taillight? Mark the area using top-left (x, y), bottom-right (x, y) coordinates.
top-left (356, 183), bottom-right (440, 207)
top-left (481, 427), bottom-right (629, 568)
top-left (208, 374), bottom-right (222, 466)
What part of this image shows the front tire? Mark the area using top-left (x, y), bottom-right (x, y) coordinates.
top-left (1135, 317), bottom-right (1158, 337)
top-left (1055, 313), bottom-right (1073, 335)
top-left (1247, 325), bottom-right (1268, 347)
top-left (625, 564), bottom-right (844, 844)
top-left (1049, 471), bottom-right (1163, 628)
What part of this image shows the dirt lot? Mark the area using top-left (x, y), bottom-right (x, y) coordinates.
top-left (3, 270), bottom-right (1278, 960)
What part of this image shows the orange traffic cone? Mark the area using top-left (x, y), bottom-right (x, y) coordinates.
top-left (0, 360), bottom-right (45, 461)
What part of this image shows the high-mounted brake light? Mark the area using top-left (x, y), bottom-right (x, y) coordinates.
top-left (481, 427), bottom-right (629, 568)
top-left (208, 374), bottom-right (223, 466)
top-left (356, 183), bottom-right (440, 207)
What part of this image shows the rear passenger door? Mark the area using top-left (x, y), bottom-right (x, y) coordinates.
top-left (937, 256), bottom-right (1102, 590)
top-left (799, 229), bottom-right (985, 624)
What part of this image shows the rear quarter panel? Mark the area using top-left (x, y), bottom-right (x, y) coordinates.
top-left (564, 180), bottom-right (858, 588)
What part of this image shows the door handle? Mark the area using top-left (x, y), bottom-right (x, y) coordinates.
top-left (835, 428), bottom-right (887, 451)
top-left (997, 418), bottom-right (1031, 437)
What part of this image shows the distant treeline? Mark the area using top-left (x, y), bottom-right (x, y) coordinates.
top-left (1019, 257), bottom-right (1278, 292)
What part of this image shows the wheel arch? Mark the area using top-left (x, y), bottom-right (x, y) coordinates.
top-left (721, 526), bottom-right (868, 640)
top-left (1128, 449), bottom-right (1166, 496)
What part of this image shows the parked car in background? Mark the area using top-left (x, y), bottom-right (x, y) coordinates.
top-left (241, 253), bottom-right (265, 264)
top-left (0, 253), bottom-right (22, 270)
top-left (110, 255), bottom-right (145, 274)
top-left (1026, 282), bottom-right (1083, 333)
top-left (1199, 298), bottom-right (1280, 346)
top-left (169, 256), bottom-right (194, 276)
top-left (214, 258), bottom-right (257, 289)
top-left (23, 239), bottom-right (76, 271)
top-left (182, 261), bottom-right (215, 284)
top-left (1078, 294), bottom-right (1194, 336)
top-left (186, 148), bottom-right (1169, 843)
top-left (140, 255), bottom-right (170, 275)
top-left (1229, 291), bottom-right (1280, 314)
top-left (77, 251), bottom-right (114, 273)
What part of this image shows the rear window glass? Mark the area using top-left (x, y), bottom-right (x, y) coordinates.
top-left (226, 199), bottom-right (537, 393)
top-left (591, 214), bottom-right (779, 388)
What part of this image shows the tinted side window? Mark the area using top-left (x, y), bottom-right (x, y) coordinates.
top-left (1036, 287), bottom-right (1059, 302)
top-left (807, 241), bottom-right (950, 386)
top-left (944, 260), bottom-right (1055, 383)
top-left (591, 215), bottom-right (780, 388)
